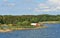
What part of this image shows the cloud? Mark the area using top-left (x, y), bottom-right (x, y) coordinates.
top-left (34, 8), bottom-right (52, 12)
top-left (36, 6), bottom-right (60, 12)
top-left (34, 3), bottom-right (51, 12)
top-left (48, 0), bottom-right (60, 4)
top-left (46, 0), bottom-right (60, 11)
top-left (38, 3), bottom-right (49, 9)
top-left (41, 9), bottom-right (51, 12)
top-left (56, 7), bottom-right (60, 9)
top-left (52, 6), bottom-right (60, 11)
top-left (34, 0), bottom-right (60, 12)
top-left (34, 7), bottom-right (60, 12)
top-left (47, 0), bottom-right (60, 6)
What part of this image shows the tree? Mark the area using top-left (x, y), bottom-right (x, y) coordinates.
top-left (22, 21), bottom-right (30, 26)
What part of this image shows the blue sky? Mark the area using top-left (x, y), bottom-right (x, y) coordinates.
top-left (0, 0), bottom-right (60, 15)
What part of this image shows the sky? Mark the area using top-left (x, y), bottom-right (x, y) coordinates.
top-left (0, 0), bottom-right (60, 15)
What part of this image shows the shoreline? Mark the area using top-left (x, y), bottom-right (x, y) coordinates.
top-left (12, 26), bottom-right (47, 30)
top-left (0, 29), bottom-right (12, 32)
top-left (39, 21), bottom-right (60, 24)
top-left (0, 21), bottom-right (59, 32)
top-left (0, 26), bottom-right (47, 32)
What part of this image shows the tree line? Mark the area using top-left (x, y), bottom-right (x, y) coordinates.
top-left (0, 14), bottom-right (60, 24)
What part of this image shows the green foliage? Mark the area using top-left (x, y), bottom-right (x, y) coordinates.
top-left (17, 22), bottom-right (22, 25)
top-left (22, 21), bottom-right (30, 25)
top-left (16, 21), bottom-right (34, 28)
top-left (17, 21), bottom-right (30, 26)
top-left (0, 14), bottom-right (60, 28)
top-left (0, 14), bottom-right (60, 24)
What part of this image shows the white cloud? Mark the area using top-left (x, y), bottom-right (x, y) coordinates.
top-left (48, 0), bottom-right (60, 4)
top-left (46, 0), bottom-right (60, 11)
top-left (42, 9), bottom-right (51, 12)
top-left (34, 3), bottom-right (51, 12)
top-left (34, 6), bottom-right (60, 12)
top-left (38, 3), bottom-right (49, 9)
top-left (47, 0), bottom-right (60, 6)
top-left (56, 7), bottom-right (60, 9)
top-left (34, 0), bottom-right (60, 12)
top-left (52, 6), bottom-right (60, 11)
top-left (34, 8), bottom-right (52, 12)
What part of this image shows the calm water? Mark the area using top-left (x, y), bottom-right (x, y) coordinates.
top-left (0, 24), bottom-right (60, 38)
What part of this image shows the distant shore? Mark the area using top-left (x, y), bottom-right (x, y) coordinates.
top-left (39, 21), bottom-right (60, 24)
